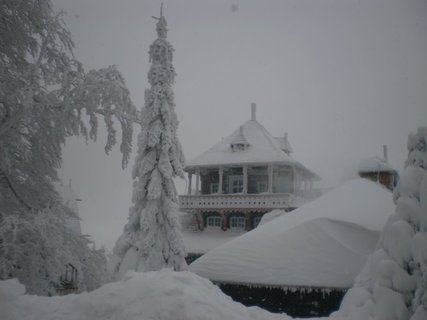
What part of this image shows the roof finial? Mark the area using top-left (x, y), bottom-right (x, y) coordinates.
top-left (251, 103), bottom-right (256, 121)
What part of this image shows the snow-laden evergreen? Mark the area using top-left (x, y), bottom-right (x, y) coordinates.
top-left (333, 127), bottom-right (427, 320)
top-left (111, 14), bottom-right (187, 277)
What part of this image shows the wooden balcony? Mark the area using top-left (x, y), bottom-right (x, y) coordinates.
top-left (179, 193), bottom-right (296, 212)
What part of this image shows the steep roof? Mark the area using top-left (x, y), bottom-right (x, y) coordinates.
top-left (274, 134), bottom-right (293, 155)
top-left (186, 120), bottom-right (317, 178)
top-left (189, 179), bottom-right (394, 289)
top-left (358, 156), bottom-right (397, 173)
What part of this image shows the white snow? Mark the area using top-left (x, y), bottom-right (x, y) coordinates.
top-left (258, 209), bottom-right (286, 226)
top-left (332, 127), bottom-right (427, 320)
top-left (0, 270), bottom-right (292, 320)
top-left (183, 228), bottom-right (245, 254)
top-left (186, 120), bottom-right (318, 179)
top-left (357, 156), bottom-right (396, 173)
top-left (55, 183), bottom-right (82, 235)
top-left (189, 179), bottom-right (394, 289)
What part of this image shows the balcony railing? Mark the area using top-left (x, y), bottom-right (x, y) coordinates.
top-left (179, 193), bottom-right (295, 211)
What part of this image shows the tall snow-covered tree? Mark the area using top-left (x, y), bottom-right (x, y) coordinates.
top-left (0, 0), bottom-right (137, 294)
top-left (334, 127), bottom-right (427, 320)
top-left (111, 12), bottom-right (186, 277)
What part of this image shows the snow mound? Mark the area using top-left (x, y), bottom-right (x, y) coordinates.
top-left (261, 178), bottom-right (393, 233)
top-left (258, 209), bottom-right (286, 226)
top-left (0, 270), bottom-right (291, 320)
top-left (183, 228), bottom-right (246, 254)
top-left (190, 218), bottom-right (378, 288)
top-left (189, 179), bottom-right (394, 289)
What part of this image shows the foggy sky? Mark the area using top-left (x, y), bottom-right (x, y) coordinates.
top-left (53, 0), bottom-right (427, 251)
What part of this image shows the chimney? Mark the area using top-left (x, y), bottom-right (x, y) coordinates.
top-left (383, 144), bottom-right (388, 162)
top-left (251, 103), bottom-right (256, 121)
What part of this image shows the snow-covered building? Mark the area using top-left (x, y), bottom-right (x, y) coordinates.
top-left (179, 104), bottom-right (319, 232)
top-left (189, 178), bottom-right (395, 317)
top-left (358, 155), bottom-right (398, 191)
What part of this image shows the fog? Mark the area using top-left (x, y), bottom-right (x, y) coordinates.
top-left (53, 0), bottom-right (427, 250)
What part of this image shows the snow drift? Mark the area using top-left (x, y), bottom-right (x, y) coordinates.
top-left (189, 178), bottom-right (394, 289)
top-left (0, 270), bottom-right (290, 320)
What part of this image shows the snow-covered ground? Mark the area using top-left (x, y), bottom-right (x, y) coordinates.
top-left (0, 269), bottom-right (294, 320)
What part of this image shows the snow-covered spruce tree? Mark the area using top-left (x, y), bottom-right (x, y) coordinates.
top-left (0, 0), bottom-right (136, 294)
top-left (333, 127), bottom-right (427, 320)
top-left (111, 14), bottom-right (186, 277)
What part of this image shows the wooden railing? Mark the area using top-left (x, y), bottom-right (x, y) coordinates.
top-left (179, 193), bottom-right (295, 210)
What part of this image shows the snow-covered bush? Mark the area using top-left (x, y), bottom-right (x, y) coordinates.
top-left (111, 14), bottom-right (187, 277)
top-left (333, 127), bottom-right (427, 320)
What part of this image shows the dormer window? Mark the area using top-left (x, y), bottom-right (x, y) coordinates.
top-left (231, 143), bottom-right (248, 151)
top-left (230, 126), bottom-right (249, 152)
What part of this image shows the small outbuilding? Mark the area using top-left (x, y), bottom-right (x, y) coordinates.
top-left (358, 146), bottom-right (398, 190)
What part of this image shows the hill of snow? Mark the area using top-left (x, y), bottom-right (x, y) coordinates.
top-left (0, 270), bottom-right (292, 320)
top-left (189, 179), bottom-right (395, 289)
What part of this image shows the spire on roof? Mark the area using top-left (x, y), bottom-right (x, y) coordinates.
top-left (251, 103), bottom-right (256, 121)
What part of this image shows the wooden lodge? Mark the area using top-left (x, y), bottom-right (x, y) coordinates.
top-left (179, 104), bottom-right (319, 231)
top-left (357, 145), bottom-right (398, 191)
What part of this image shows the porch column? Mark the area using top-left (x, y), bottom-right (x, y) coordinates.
top-left (218, 166), bottom-right (223, 194)
top-left (195, 168), bottom-right (200, 194)
top-left (268, 164), bottom-right (274, 193)
top-left (243, 165), bottom-right (248, 194)
top-left (187, 172), bottom-right (192, 195)
top-left (221, 211), bottom-right (227, 231)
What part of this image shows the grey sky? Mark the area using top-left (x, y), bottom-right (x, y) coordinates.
top-left (53, 0), bottom-right (427, 251)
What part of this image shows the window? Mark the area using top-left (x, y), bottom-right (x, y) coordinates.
top-left (206, 216), bottom-right (221, 228)
top-left (253, 216), bottom-right (262, 228)
top-left (210, 182), bottom-right (219, 194)
top-left (257, 181), bottom-right (268, 193)
top-left (229, 175), bottom-right (243, 193)
top-left (230, 216), bottom-right (245, 229)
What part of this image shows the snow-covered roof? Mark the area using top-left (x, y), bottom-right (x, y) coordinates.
top-left (186, 119), bottom-right (317, 178)
top-left (189, 179), bottom-right (395, 289)
top-left (183, 229), bottom-right (245, 254)
top-left (358, 156), bottom-right (397, 173)
top-left (274, 134), bottom-right (293, 155)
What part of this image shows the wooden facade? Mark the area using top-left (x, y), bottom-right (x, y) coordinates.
top-left (179, 105), bottom-right (319, 232)
top-left (179, 163), bottom-right (314, 231)
top-left (358, 171), bottom-right (397, 191)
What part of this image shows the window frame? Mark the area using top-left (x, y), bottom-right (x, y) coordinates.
top-left (210, 182), bottom-right (219, 194)
top-left (228, 175), bottom-right (243, 193)
top-left (206, 216), bottom-right (221, 228)
top-left (253, 216), bottom-right (262, 228)
top-left (257, 181), bottom-right (268, 193)
top-left (229, 216), bottom-right (245, 229)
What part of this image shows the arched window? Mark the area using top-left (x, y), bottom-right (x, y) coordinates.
top-left (230, 216), bottom-right (245, 229)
